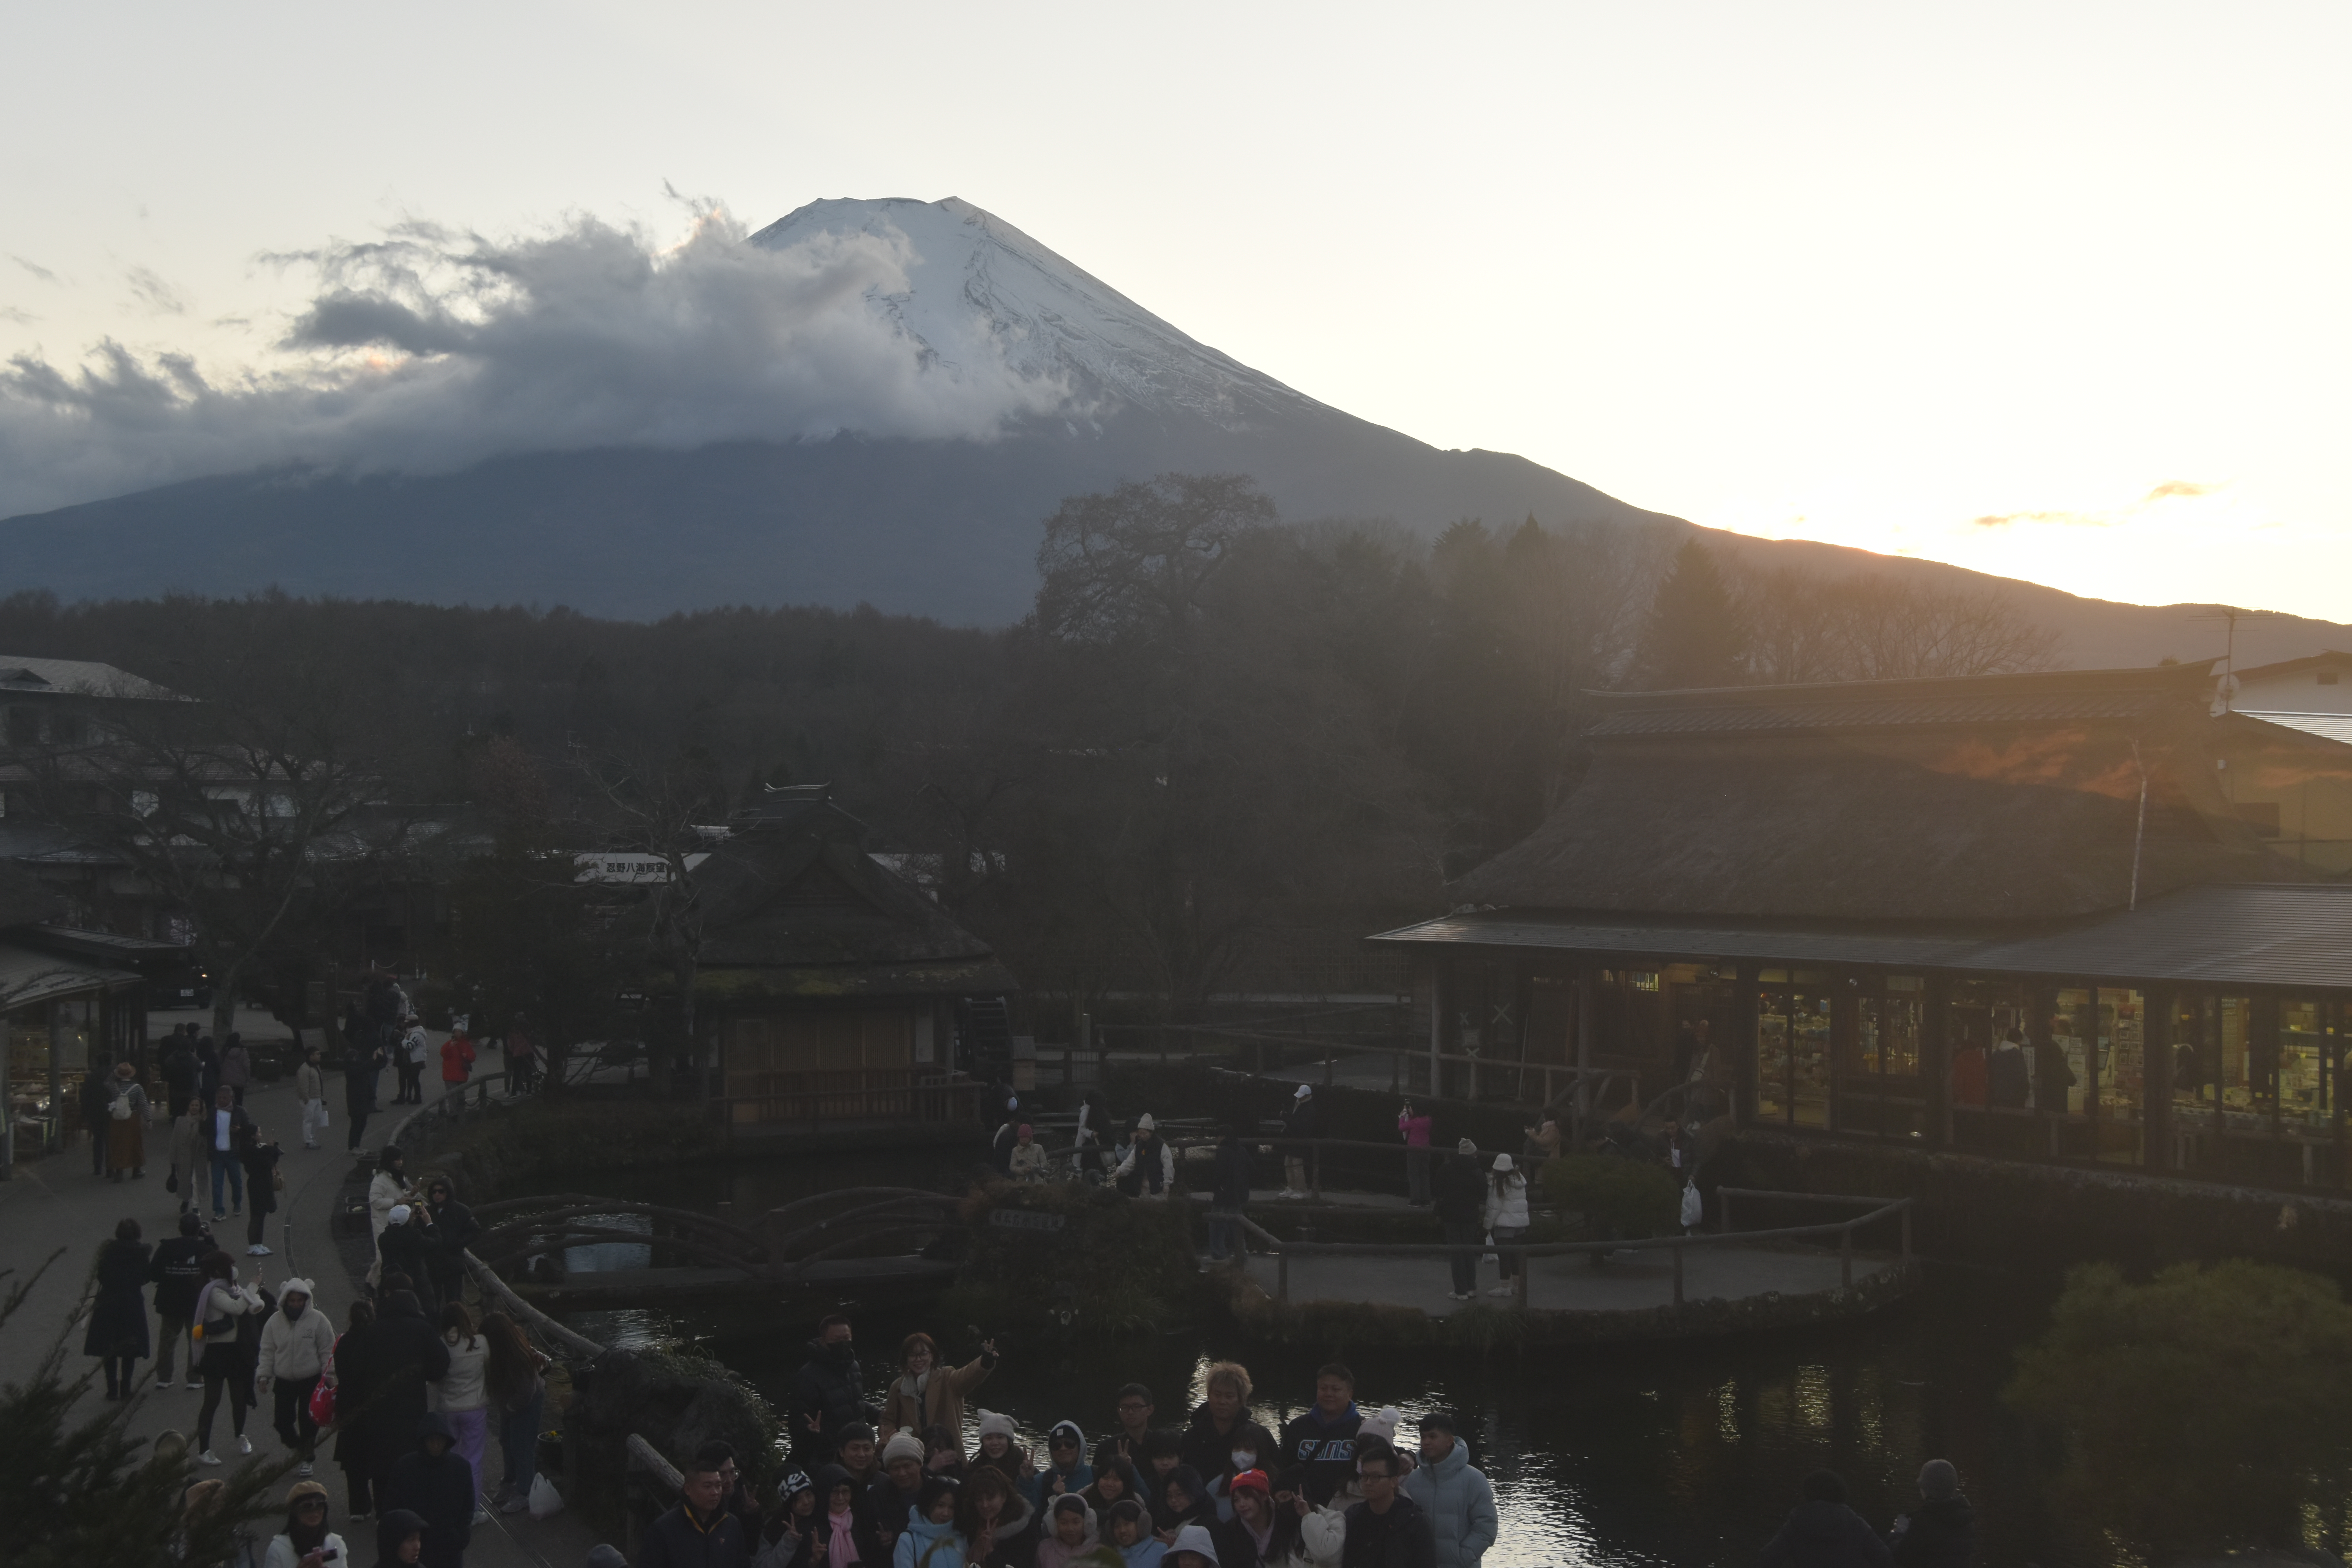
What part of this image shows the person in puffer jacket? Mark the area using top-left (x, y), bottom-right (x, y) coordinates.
top-left (1398, 1416), bottom-right (1495, 1568)
top-left (1759, 1470), bottom-right (1891, 1568)
top-left (896, 1477), bottom-right (970, 1568)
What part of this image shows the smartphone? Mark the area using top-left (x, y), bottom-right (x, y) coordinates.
top-left (321, 1552), bottom-right (340, 1563)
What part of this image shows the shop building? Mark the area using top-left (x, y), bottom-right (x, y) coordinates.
top-left (1371, 663), bottom-right (2352, 1190)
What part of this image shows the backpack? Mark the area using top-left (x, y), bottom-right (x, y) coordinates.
top-left (109, 1087), bottom-right (135, 1122)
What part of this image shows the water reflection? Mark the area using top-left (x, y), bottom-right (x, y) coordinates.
top-left (521, 1160), bottom-right (2086, 1564)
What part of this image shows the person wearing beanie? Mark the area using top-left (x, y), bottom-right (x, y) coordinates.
top-left (1023, 1420), bottom-right (1094, 1509)
top-left (757, 1469), bottom-right (821, 1568)
top-left (1432, 1145), bottom-right (1486, 1301)
top-left (1113, 1116), bottom-right (1174, 1200)
top-left (968, 1410), bottom-right (1029, 1489)
top-left (881, 1332), bottom-right (998, 1443)
top-left (1279, 1086), bottom-right (1318, 1199)
top-left (869, 1432), bottom-right (928, 1550)
top-left (375, 1507), bottom-right (428, 1568)
top-left (256, 1277), bottom-right (337, 1477)
top-left (894, 1477), bottom-right (967, 1568)
top-left (1757, 1470), bottom-right (1889, 1568)
top-left (1888, 1459), bottom-right (1975, 1566)
top-left (1035, 1493), bottom-right (1108, 1568)
top-left (1211, 1471), bottom-right (1301, 1568)
top-left (263, 1479), bottom-right (348, 1568)
top-left (1480, 1156), bottom-right (1530, 1299)
top-left (1401, 1415), bottom-right (1495, 1568)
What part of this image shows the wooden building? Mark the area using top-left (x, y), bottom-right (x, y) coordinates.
top-left (1371, 663), bottom-right (2352, 1189)
top-left (696, 788), bottom-right (1015, 1132)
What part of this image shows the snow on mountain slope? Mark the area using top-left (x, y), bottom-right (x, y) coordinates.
top-left (749, 197), bottom-right (1320, 430)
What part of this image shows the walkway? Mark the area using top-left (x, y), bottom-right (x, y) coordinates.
top-left (0, 1008), bottom-right (606, 1568)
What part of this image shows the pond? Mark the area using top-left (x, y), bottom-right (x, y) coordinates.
top-left (526, 1158), bottom-right (2087, 1566)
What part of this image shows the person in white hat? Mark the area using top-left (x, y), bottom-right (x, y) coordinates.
top-left (1481, 1155), bottom-right (1530, 1298)
top-left (1114, 1115), bottom-right (1175, 1198)
top-left (1280, 1085), bottom-right (1318, 1200)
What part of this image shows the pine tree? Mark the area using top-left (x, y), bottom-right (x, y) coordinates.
top-left (0, 1253), bottom-right (282, 1568)
top-left (1634, 538), bottom-right (1748, 689)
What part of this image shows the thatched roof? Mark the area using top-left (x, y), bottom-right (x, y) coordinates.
top-left (694, 788), bottom-right (1007, 986)
top-left (1453, 666), bottom-right (2290, 923)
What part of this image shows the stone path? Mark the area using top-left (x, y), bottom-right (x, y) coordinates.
top-left (0, 1008), bottom-right (607, 1568)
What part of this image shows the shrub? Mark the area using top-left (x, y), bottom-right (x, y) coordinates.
top-left (2005, 1259), bottom-right (2352, 1556)
top-left (1537, 1154), bottom-right (1679, 1239)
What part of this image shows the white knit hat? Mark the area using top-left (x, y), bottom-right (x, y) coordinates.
top-left (1357, 1406), bottom-right (1402, 1446)
top-left (278, 1277), bottom-right (316, 1299)
top-left (1492, 1153), bottom-right (1515, 1172)
top-left (976, 1409), bottom-right (1017, 1441)
top-left (388, 1204), bottom-right (412, 1226)
top-left (1294, 1084), bottom-right (1312, 1098)
top-left (1136, 1113), bottom-right (1157, 1132)
top-left (882, 1431), bottom-right (926, 1465)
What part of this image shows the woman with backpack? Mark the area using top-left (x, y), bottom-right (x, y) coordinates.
top-left (1480, 1154), bottom-right (1531, 1299)
top-left (104, 1062), bottom-right (151, 1182)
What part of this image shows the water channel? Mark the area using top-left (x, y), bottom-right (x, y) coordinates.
top-left (527, 1154), bottom-right (2088, 1567)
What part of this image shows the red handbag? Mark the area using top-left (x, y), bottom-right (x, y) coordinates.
top-left (310, 1343), bottom-right (339, 1427)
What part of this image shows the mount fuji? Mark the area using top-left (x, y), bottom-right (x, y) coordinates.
top-left (0, 196), bottom-right (1673, 622)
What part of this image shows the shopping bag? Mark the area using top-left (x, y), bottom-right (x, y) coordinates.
top-left (309, 1376), bottom-right (337, 1427)
top-left (1481, 1229), bottom-right (1497, 1266)
top-left (1680, 1182), bottom-right (1703, 1230)
top-left (528, 1474), bottom-right (565, 1519)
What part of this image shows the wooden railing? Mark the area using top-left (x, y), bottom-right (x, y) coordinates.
top-left (1235, 1185), bottom-right (1914, 1311)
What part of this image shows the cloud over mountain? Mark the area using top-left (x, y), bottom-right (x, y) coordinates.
top-left (0, 204), bottom-right (1067, 517)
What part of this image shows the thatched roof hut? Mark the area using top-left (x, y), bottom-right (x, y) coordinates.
top-left (1453, 663), bottom-right (2288, 923)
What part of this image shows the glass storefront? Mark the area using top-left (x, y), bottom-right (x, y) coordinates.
top-left (1756, 982), bottom-right (1831, 1128)
top-left (2281, 1000), bottom-right (2329, 1129)
top-left (2095, 987), bottom-right (2146, 1165)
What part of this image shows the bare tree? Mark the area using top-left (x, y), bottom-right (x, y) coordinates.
top-left (1741, 566), bottom-right (2060, 684)
top-left (24, 647), bottom-right (401, 1039)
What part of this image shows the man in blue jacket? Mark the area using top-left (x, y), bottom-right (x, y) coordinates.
top-left (1279, 1363), bottom-right (1363, 1506)
top-left (1401, 1413), bottom-right (1496, 1568)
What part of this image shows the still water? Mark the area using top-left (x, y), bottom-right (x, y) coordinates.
top-left (530, 1157), bottom-right (2084, 1567)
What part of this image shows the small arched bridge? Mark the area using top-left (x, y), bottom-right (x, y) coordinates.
top-left (468, 1187), bottom-right (967, 1302)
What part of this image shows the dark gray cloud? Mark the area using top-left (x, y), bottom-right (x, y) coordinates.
top-left (0, 206), bottom-right (1067, 519)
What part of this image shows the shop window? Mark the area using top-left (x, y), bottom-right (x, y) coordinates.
top-left (2172, 995), bottom-right (2214, 1113)
top-left (1857, 996), bottom-right (1922, 1078)
top-left (2049, 991), bottom-right (2094, 1114)
top-left (2220, 997), bottom-right (2274, 1122)
top-left (2281, 1000), bottom-right (2328, 1127)
top-left (1756, 989), bottom-right (1831, 1128)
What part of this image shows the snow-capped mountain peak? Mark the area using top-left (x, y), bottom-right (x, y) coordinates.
top-left (747, 196), bottom-right (1317, 430)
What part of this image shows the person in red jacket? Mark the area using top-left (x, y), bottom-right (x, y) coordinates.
top-left (439, 1030), bottom-right (476, 1098)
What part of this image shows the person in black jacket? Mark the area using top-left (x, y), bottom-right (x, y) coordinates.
top-left (1431, 1144), bottom-right (1484, 1301)
top-left (79, 1072), bottom-right (113, 1176)
top-left (1759, 1470), bottom-right (1891, 1568)
top-left (1206, 1129), bottom-right (1251, 1263)
top-left (345, 1015), bottom-right (385, 1153)
top-left (384, 1413), bottom-right (474, 1568)
top-left (149, 1211), bottom-right (216, 1386)
top-left (788, 1317), bottom-right (874, 1470)
top-left (338, 1276), bottom-right (452, 1508)
top-left (809, 1463), bottom-right (884, 1566)
top-left (1176, 1362), bottom-right (1278, 1508)
top-left (1340, 1449), bottom-right (1434, 1568)
top-left (1278, 1365), bottom-right (1362, 1508)
top-left (376, 1507), bottom-right (429, 1568)
top-left (162, 1027), bottom-right (199, 1117)
top-left (422, 1178), bottom-right (481, 1308)
top-left (642, 1455), bottom-right (751, 1568)
top-left (85, 1218), bottom-right (152, 1398)
top-left (1888, 1460), bottom-right (1975, 1567)
top-left (378, 1207), bottom-right (438, 1312)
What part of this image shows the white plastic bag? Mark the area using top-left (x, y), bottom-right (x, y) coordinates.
top-left (529, 1474), bottom-right (565, 1519)
top-left (1680, 1181), bottom-right (1703, 1230)
top-left (1481, 1230), bottom-right (1497, 1266)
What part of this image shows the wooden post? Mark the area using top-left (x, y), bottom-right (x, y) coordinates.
top-left (1672, 1242), bottom-right (1684, 1309)
top-left (1514, 1248), bottom-right (1529, 1310)
top-left (1840, 1224), bottom-right (1853, 1290)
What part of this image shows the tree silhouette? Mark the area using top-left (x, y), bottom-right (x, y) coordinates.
top-left (1634, 538), bottom-right (1747, 689)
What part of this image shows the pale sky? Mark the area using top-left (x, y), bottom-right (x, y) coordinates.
top-left (4, 2), bottom-right (2347, 621)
